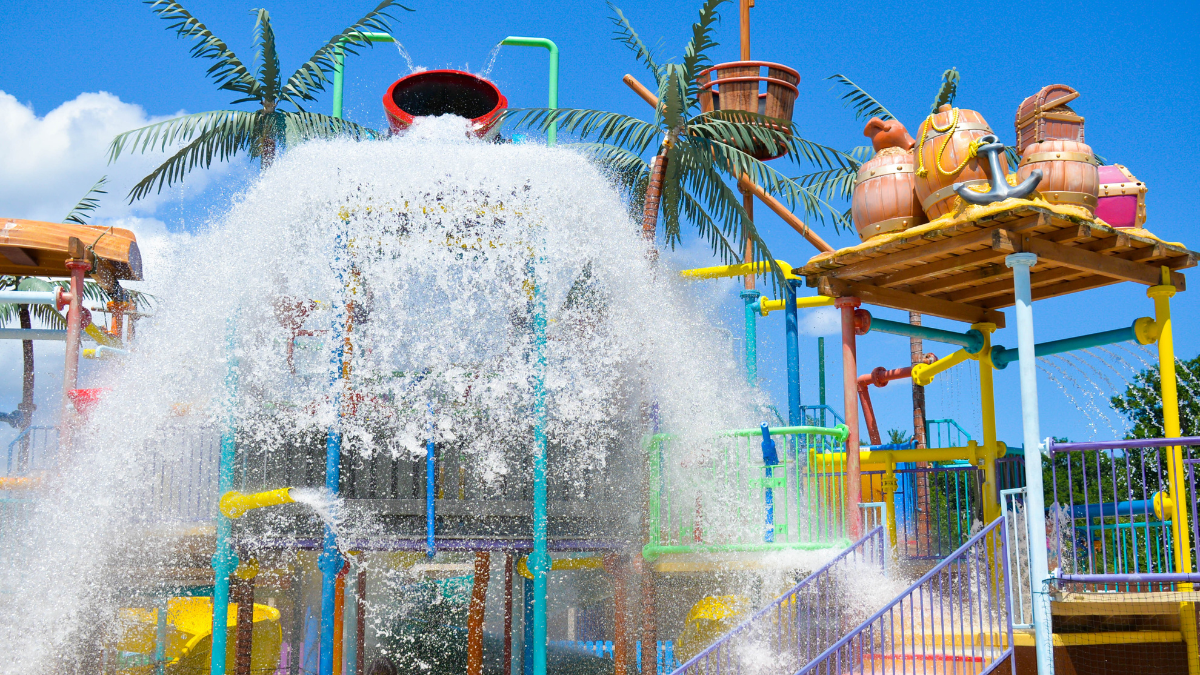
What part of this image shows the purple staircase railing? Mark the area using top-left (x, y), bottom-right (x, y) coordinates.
top-left (797, 517), bottom-right (1014, 675)
top-left (670, 525), bottom-right (887, 675)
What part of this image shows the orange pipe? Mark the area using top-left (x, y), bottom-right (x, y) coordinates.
top-left (858, 383), bottom-right (883, 446)
top-left (736, 176), bottom-right (835, 254)
top-left (467, 552), bottom-right (491, 675)
top-left (605, 553), bottom-right (628, 675)
top-left (838, 298), bottom-right (863, 539)
top-left (622, 74), bottom-right (659, 108)
top-left (333, 565), bottom-right (347, 675)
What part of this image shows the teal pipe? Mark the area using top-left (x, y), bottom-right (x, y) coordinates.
top-left (866, 315), bottom-right (985, 354)
top-left (211, 318), bottom-right (240, 675)
top-left (500, 37), bottom-right (559, 146)
top-left (740, 290), bottom-right (760, 385)
top-left (991, 320), bottom-right (1142, 370)
top-left (154, 595), bottom-right (168, 675)
top-left (818, 337), bottom-right (826, 406)
top-left (529, 257), bottom-right (549, 675)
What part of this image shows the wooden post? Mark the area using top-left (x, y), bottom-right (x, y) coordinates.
top-left (741, 187), bottom-right (755, 292)
top-left (356, 564), bottom-right (366, 675)
top-left (837, 297), bottom-right (863, 539)
top-left (467, 552), bottom-right (492, 675)
top-left (605, 553), bottom-right (628, 675)
top-left (504, 553), bottom-right (514, 675)
top-left (233, 560), bottom-right (258, 675)
top-left (334, 564), bottom-right (348, 675)
top-left (739, 0), bottom-right (752, 60)
top-left (640, 555), bottom-right (657, 675)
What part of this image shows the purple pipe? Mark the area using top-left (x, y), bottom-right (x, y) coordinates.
top-left (248, 538), bottom-right (628, 552)
top-left (1058, 572), bottom-right (1200, 583)
top-left (1050, 436), bottom-right (1200, 453)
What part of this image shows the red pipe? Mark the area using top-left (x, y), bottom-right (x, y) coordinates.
top-left (503, 553), bottom-right (514, 675)
top-left (60, 238), bottom-right (91, 442)
top-left (856, 356), bottom-right (936, 447)
top-left (355, 565), bottom-right (366, 675)
top-left (604, 553), bottom-right (628, 675)
top-left (466, 552), bottom-right (491, 675)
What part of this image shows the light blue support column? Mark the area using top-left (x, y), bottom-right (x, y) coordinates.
top-left (784, 280), bottom-right (801, 426)
top-left (154, 595), bottom-right (168, 675)
top-left (1007, 252), bottom-right (1054, 675)
top-left (320, 245), bottom-right (348, 675)
top-left (211, 318), bottom-right (240, 675)
top-left (740, 290), bottom-right (760, 385)
top-left (426, 434), bottom-right (436, 558)
top-left (530, 257), bottom-right (550, 675)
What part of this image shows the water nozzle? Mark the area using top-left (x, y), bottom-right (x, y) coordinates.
top-left (219, 487), bottom-right (296, 519)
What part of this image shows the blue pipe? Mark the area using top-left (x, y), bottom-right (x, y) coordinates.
top-left (740, 290), bottom-right (760, 386)
top-left (1070, 500), bottom-right (1157, 520)
top-left (760, 425), bottom-right (777, 542)
top-left (866, 315), bottom-right (985, 354)
top-left (210, 318), bottom-right (240, 675)
top-left (320, 241), bottom-right (348, 675)
top-left (784, 281), bottom-right (801, 426)
top-left (530, 257), bottom-right (550, 675)
top-left (426, 433), bottom-right (436, 558)
top-left (991, 321), bottom-right (1142, 369)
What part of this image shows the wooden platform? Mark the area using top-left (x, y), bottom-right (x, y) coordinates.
top-left (797, 201), bottom-right (1196, 327)
top-left (0, 218), bottom-right (142, 279)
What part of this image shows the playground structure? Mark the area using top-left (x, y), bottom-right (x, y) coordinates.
top-left (1, 4), bottom-right (1199, 675)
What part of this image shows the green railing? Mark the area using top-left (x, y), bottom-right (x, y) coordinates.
top-left (925, 419), bottom-right (972, 449)
top-left (645, 424), bottom-right (851, 560)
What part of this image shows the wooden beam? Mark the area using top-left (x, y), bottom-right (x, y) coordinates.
top-left (1043, 222), bottom-right (1092, 244)
top-left (1127, 244), bottom-right (1167, 263)
top-left (981, 274), bottom-right (1122, 309)
top-left (877, 229), bottom-right (1017, 287)
top-left (1025, 237), bottom-right (1186, 289)
top-left (908, 262), bottom-right (1009, 296)
top-left (944, 267), bottom-right (1079, 304)
top-left (818, 276), bottom-right (1006, 327)
top-left (0, 247), bottom-right (36, 267)
top-left (825, 226), bottom-right (1004, 281)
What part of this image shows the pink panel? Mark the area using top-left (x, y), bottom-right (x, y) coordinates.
top-left (1096, 194), bottom-right (1138, 228)
top-left (1097, 165), bottom-right (1128, 184)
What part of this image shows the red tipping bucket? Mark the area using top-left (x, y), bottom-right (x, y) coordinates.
top-left (383, 70), bottom-right (508, 138)
top-left (67, 388), bottom-right (109, 417)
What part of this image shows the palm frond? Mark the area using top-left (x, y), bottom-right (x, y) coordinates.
top-left (280, 111), bottom-right (379, 148)
top-left (931, 67), bottom-right (960, 114)
top-left (682, 0), bottom-right (724, 102)
top-left (607, 2), bottom-right (662, 81)
top-left (63, 176), bottom-right (109, 225)
top-left (570, 143), bottom-right (650, 219)
top-left (281, 0), bottom-right (406, 107)
top-left (249, 9), bottom-right (281, 107)
top-left (677, 189), bottom-right (740, 264)
top-left (827, 74), bottom-right (895, 121)
top-left (108, 110), bottom-right (248, 161)
top-left (690, 110), bottom-right (857, 170)
top-left (500, 108), bottom-right (660, 155)
top-left (124, 112), bottom-right (260, 201)
top-left (0, 304), bottom-right (21, 328)
top-left (145, 0), bottom-right (258, 98)
top-left (794, 146), bottom-right (871, 206)
top-left (659, 65), bottom-right (688, 131)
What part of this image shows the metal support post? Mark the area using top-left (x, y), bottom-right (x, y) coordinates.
top-left (1006, 252), bottom-right (1053, 675)
top-left (836, 297), bottom-right (863, 539)
top-left (971, 322), bottom-right (1002, 525)
top-left (212, 318), bottom-right (240, 675)
top-left (784, 280), bottom-right (801, 425)
top-left (741, 289), bottom-right (760, 385)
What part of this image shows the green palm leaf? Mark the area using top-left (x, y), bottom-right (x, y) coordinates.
top-left (931, 67), bottom-right (960, 113)
top-left (682, 0), bottom-right (724, 102)
top-left (281, 111), bottom-right (379, 148)
top-left (677, 189), bottom-right (740, 263)
top-left (690, 110), bottom-right (855, 170)
top-left (108, 110), bottom-right (247, 161)
top-left (146, 0), bottom-right (257, 99)
top-left (281, 0), bottom-right (406, 107)
top-left (124, 112), bottom-right (260, 201)
top-left (607, 2), bottom-right (662, 81)
top-left (501, 109), bottom-right (660, 155)
top-left (63, 176), bottom-right (109, 225)
top-left (827, 74), bottom-right (895, 121)
top-left (248, 9), bottom-right (282, 107)
top-left (659, 65), bottom-right (688, 131)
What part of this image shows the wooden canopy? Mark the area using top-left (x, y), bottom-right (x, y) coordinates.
top-left (797, 204), bottom-right (1195, 328)
top-left (0, 218), bottom-right (142, 280)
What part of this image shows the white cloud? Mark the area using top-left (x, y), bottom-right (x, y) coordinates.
top-left (0, 90), bottom-right (232, 222)
top-left (800, 306), bottom-right (841, 336)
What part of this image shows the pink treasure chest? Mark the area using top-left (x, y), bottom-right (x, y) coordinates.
top-left (1095, 164), bottom-right (1147, 228)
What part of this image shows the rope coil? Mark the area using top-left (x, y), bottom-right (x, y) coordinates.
top-left (915, 108), bottom-right (984, 179)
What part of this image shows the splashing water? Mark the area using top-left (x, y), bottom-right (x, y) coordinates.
top-left (479, 43), bottom-right (503, 79)
top-left (290, 487), bottom-right (344, 533)
top-left (0, 116), bottom-right (768, 672)
top-left (392, 39), bottom-right (421, 74)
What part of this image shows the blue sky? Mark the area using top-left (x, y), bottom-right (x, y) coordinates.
top-left (0, 0), bottom-right (1197, 446)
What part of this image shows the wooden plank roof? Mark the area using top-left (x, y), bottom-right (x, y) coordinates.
top-left (797, 203), bottom-right (1195, 328)
top-left (0, 218), bottom-right (142, 280)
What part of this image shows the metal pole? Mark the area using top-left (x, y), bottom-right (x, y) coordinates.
top-left (211, 317), bottom-right (241, 675)
top-left (1006, 252), bottom-right (1053, 675)
top-left (741, 290), bottom-right (760, 386)
top-left (530, 258), bottom-right (549, 675)
top-left (818, 337), bottom-right (826, 407)
top-left (320, 237), bottom-right (349, 675)
top-left (500, 38), bottom-right (559, 146)
top-left (837, 297), bottom-right (862, 539)
top-left (784, 280), bottom-right (801, 425)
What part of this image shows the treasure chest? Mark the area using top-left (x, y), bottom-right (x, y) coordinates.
top-left (1015, 84), bottom-right (1085, 154)
top-left (1096, 164), bottom-right (1147, 228)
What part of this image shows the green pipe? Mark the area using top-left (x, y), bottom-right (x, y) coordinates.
top-left (643, 540), bottom-right (851, 561)
top-left (866, 315), bottom-right (985, 354)
top-left (818, 337), bottom-right (826, 406)
top-left (646, 424), bottom-right (849, 445)
top-left (211, 318), bottom-right (240, 675)
top-left (500, 37), bottom-right (559, 146)
top-left (741, 290), bottom-right (760, 385)
top-left (990, 319), bottom-right (1148, 370)
top-left (331, 32), bottom-right (396, 120)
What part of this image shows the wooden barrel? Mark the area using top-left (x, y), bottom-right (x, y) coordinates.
top-left (913, 106), bottom-right (1008, 220)
top-left (696, 61), bottom-right (800, 160)
top-left (852, 148), bottom-right (925, 241)
top-left (1016, 140), bottom-right (1099, 213)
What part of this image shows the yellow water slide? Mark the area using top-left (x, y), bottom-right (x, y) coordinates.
top-left (115, 597), bottom-right (282, 674)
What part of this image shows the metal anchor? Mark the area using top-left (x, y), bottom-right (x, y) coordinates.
top-left (953, 134), bottom-right (1042, 205)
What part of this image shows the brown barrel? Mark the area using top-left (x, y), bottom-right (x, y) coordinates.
top-left (1016, 140), bottom-right (1099, 214)
top-left (913, 106), bottom-right (1008, 220)
top-left (852, 148), bottom-right (926, 241)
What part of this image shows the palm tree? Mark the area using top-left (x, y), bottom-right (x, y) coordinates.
top-left (108, 0), bottom-right (406, 202)
top-left (505, 0), bottom-right (850, 284)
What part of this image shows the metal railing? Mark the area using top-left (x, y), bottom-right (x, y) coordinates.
top-left (4, 426), bottom-right (58, 475)
top-left (670, 525), bottom-right (887, 675)
top-left (926, 419), bottom-right (972, 450)
top-left (646, 424), bottom-right (852, 558)
top-left (797, 517), bottom-right (1014, 675)
top-left (860, 464), bottom-right (987, 560)
top-left (1048, 436), bottom-right (1198, 577)
top-left (550, 640), bottom-right (679, 674)
top-left (1001, 488), bottom-right (1033, 629)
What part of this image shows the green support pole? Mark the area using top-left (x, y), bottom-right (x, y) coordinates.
top-left (330, 32), bottom-right (395, 120)
top-left (499, 37), bottom-right (559, 146)
top-left (740, 290), bottom-right (760, 385)
top-left (818, 337), bottom-right (826, 406)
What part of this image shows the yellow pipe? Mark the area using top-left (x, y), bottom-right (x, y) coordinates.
top-left (971, 323), bottom-right (1002, 525)
top-left (85, 323), bottom-right (122, 348)
top-left (759, 295), bottom-right (835, 316)
top-left (910, 349), bottom-right (972, 386)
top-left (882, 462), bottom-right (898, 551)
top-left (808, 441), bottom-right (1004, 469)
top-left (680, 260), bottom-right (796, 281)
top-left (0, 475), bottom-right (41, 490)
top-left (517, 555), bottom-right (604, 579)
top-left (1149, 268), bottom-right (1192, 576)
top-left (219, 488), bottom-right (296, 519)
